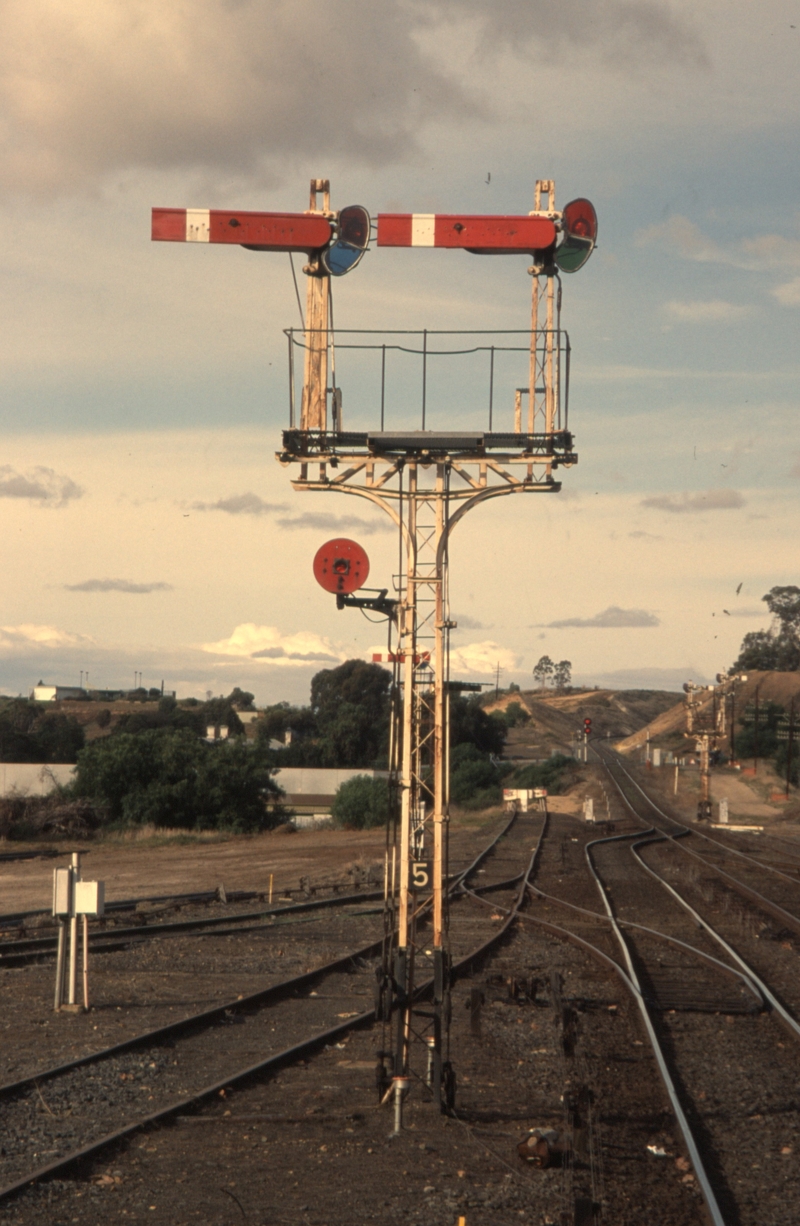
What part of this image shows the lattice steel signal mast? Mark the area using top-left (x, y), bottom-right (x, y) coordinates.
top-left (152, 178), bottom-right (597, 1126)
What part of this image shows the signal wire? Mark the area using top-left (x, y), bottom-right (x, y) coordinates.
top-left (288, 253), bottom-right (305, 329)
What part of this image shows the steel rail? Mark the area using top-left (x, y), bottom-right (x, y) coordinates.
top-left (597, 747), bottom-right (800, 939)
top-left (0, 817), bottom-right (517, 962)
top-left (525, 880), bottom-right (764, 1008)
top-left (630, 834), bottom-right (800, 1042)
top-left (584, 829), bottom-right (726, 1226)
top-left (0, 888), bottom-right (387, 965)
top-left (598, 744), bottom-right (800, 886)
top-left (0, 813), bottom-right (533, 1206)
top-left (467, 862), bottom-right (732, 1224)
top-left (0, 888), bottom-right (249, 929)
top-left (0, 815), bottom-right (518, 1101)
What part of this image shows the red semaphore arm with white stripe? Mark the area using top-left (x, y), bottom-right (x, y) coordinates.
top-left (377, 213), bottom-right (557, 254)
top-left (151, 208), bottom-right (333, 252)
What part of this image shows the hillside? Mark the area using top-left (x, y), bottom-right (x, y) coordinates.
top-left (614, 670), bottom-right (800, 755)
top-left (486, 688), bottom-right (680, 760)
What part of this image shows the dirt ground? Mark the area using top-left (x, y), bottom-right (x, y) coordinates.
top-left (0, 811), bottom-right (506, 918)
top-left (0, 828), bottom-right (387, 917)
top-left (630, 758), bottom-right (800, 838)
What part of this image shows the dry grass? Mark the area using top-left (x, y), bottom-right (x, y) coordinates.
top-left (100, 824), bottom-right (237, 846)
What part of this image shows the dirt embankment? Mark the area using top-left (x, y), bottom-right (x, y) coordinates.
top-left (488, 688), bottom-right (679, 760)
top-left (615, 671), bottom-right (800, 755)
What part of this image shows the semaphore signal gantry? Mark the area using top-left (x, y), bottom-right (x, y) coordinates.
top-left (152, 175), bottom-right (597, 1130)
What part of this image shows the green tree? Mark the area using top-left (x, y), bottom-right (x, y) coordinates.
top-left (765, 586), bottom-right (800, 633)
top-left (533, 655), bottom-right (555, 688)
top-left (311, 660), bottom-right (392, 767)
top-left (72, 728), bottom-right (283, 831)
top-left (32, 713), bottom-right (86, 762)
top-left (330, 775), bottom-right (391, 829)
top-left (553, 659), bottom-right (572, 690)
top-left (502, 701), bottom-right (529, 728)
top-left (732, 702), bottom-right (785, 761)
top-left (0, 701), bottom-right (85, 763)
top-left (226, 687), bottom-right (256, 710)
top-left (731, 585), bottom-right (800, 672)
top-left (450, 695), bottom-right (506, 756)
top-left (449, 743), bottom-right (502, 809)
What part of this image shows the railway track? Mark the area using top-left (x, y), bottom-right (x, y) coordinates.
top-left (597, 748), bottom-right (800, 1025)
top-left (513, 747), bottom-right (800, 1226)
top-left (5, 783), bottom-right (798, 1225)
top-left (0, 813), bottom-right (523, 966)
top-left (0, 811), bottom-right (529, 1207)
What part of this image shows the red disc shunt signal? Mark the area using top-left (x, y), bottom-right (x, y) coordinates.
top-left (313, 538), bottom-right (370, 594)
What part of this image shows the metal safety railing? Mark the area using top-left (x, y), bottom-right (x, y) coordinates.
top-left (285, 328), bottom-right (571, 435)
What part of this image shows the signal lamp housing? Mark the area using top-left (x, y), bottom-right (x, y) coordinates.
top-left (321, 205), bottom-right (371, 276)
top-left (555, 198), bottom-right (597, 274)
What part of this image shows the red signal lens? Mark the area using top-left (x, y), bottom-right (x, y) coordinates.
top-left (562, 198), bottom-right (597, 242)
top-left (338, 205), bottom-right (370, 249)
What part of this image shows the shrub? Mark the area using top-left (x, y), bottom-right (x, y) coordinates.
top-left (0, 793), bottom-right (104, 840)
top-left (450, 743), bottom-right (502, 810)
top-left (511, 754), bottom-right (579, 794)
top-left (331, 775), bottom-right (391, 829)
top-left (503, 701), bottom-right (529, 728)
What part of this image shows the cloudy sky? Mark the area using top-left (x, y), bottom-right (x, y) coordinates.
top-left (0, 0), bottom-right (798, 702)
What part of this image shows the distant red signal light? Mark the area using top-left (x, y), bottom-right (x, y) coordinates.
top-left (313, 538), bottom-right (370, 594)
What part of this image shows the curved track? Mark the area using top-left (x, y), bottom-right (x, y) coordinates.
top-left (0, 812), bottom-right (525, 1205)
top-left (558, 749), bottom-right (800, 1225)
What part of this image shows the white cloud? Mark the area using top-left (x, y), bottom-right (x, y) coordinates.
top-left (275, 512), bottom-right (392, 535)
top-left (0, 624), bottom-right (91, 654)
top-left (0, 1), bottom-right (703, 195)
top-left (202, 623), bottom-right (345, 667)
top-left (772, 278), bottom-right (800, 307)
top-left (0, 466), bottom-right (82, 506)
top-left (641, 489), bottom-right (746, 513)
top-left (64, 579), bottom-right (173, 594)
top-left (192, 493), bottom-right (286, 516)
top-left (367, 640), bottom-right (519, 676)
top-left (545, 606), bottom-right (659, 629)
top-left (636, 215), bottom-right (800, 273)
top-left (664, 299), bottom-right (748, 323)
top-left (450, 640), bottom-right (520, 675)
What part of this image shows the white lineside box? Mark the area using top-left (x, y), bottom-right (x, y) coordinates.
top-left (52, 867), bottom-right (72, 916)
top-left (75, 880), bottom-right (105, 917)
top-left (583, 798), bottom-right (595, 822)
